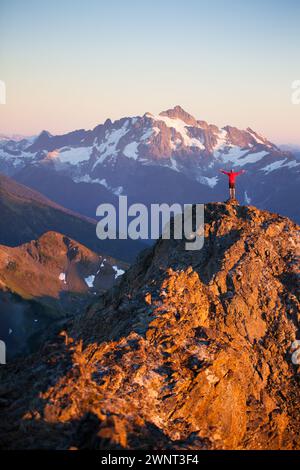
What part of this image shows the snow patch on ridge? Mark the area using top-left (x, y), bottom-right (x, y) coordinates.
top-left (215, 146), bottom-right (246, 162)
top-left (141, 127), bottom-right (159, 141)
top-left (285, 160), bottom-right (300, 169)
top-left (260, 159), bottom-right (300, 173)
top-left (85, 275), bottom-right (95, 288)
top-left (57, 147), bottom-right (91, 164)
top-left (93, 122), bottom-right (130, 169)
top-left (123, 141), bottom-right (139, 160)
top-left (166, 157), bottom-right (180, 172)
top-left (150, 114), bottom-right (205, 150)
top-left (213, 129), bottom-right (228, 152)
top-left (261, 159), bottom-right (287, 173)
top-left (112, 266), bottom-right (125, 279)
top-left (0, 149), bottom-right (36, 167)
top-left (218, 148), bottom-right (269, 166)
top-left (197, 176), bottom-right (219, 188)
top-left (236, 150), bottom-right (269, 166)
top-left (73, 175), bottom-right (123, 195)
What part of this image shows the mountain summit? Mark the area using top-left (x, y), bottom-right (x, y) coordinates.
top-left (1, 202), bottom-right (299, 449)
top-left (159, 105), bottom-right (199, 126)
top-left (1, 106), bottom-right (299, 224)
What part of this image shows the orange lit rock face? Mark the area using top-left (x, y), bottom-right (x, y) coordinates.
top-left (0, 202), bottom-right (299, 449)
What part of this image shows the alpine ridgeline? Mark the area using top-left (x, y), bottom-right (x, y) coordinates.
top-left (0, 202), bottom-right (299, 450)
top-left (1, 105), bottom-right (299, 224)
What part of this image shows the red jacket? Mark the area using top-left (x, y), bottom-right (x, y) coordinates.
top-left (220, 170), bottom-right (244, 184)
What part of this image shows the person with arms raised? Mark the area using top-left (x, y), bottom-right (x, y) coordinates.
top-left (219, 169), bottom-right (245, 200)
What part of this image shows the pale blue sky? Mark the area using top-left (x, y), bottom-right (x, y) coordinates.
top-left (0, 0), bottom-right (299, 144)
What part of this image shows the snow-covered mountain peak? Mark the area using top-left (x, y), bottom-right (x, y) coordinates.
top-left (1, 106), bottom-right (299, 224)
top-left (159, 105), bottom-right (199, 127)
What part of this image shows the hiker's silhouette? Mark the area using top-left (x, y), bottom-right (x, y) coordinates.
top-left (219, 169), bottom-right (245, 200)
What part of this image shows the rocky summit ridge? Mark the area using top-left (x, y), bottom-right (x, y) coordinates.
top-left (0, 201), bottom-right (299, 450)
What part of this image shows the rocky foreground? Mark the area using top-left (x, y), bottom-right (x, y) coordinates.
top-left (0, 202), bottom-right (299, 449)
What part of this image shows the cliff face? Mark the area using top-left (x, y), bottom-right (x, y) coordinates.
top-left (0, 202), bottom-right (299, 449)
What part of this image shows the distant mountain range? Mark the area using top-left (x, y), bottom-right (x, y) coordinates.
top-left (279, 144), bottom-right (300, 162)
top-left (1, 105), bottom-right (299, 223)
top-left (0, 174), bottom-right (136, 360)
top-left (0, 173), bottom-right (144, 262)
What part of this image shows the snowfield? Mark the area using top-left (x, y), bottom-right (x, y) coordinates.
top-left (148, 113), bottom-right (205, 150)
top-left (260, 159), bottom-right (300, 173)
top-left (123, 141), bottom-right (139, 160)
top-left (217, 147), bottom-right (269, 166)
top-left (112, 266), bottom-right (125, 279)
top-left (85, 275), bottom-right (95, 288)
top-left (57, 146), bottom-right (91, 164)
top-left (197, 175), bottom-right (219, 188)
top-left (93, 122), bottom-right (130, 169)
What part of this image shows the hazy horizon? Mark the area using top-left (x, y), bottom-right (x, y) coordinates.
top-left (1, 0), bottom-right (300, 145)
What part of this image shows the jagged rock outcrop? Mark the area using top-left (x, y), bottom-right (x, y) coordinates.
top-left (0, 202), bottom-right (299, 449)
